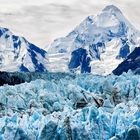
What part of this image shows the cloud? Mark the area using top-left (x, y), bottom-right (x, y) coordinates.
top-left (0, 0), bottom-right (139, 48)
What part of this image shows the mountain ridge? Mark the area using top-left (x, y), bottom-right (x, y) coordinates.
top-left (113, 47), bottom-right (140, 75)
top-left (0, 27), bottom-right (48, 72)
top-left (0, 5), bottom-right (140, 75)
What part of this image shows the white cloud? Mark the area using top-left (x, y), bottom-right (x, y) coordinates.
top-left (0, 0), bottom-right (139, 48)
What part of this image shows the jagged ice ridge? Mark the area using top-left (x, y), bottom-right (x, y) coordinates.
top-left (0, 71), bottom-right (140, 139)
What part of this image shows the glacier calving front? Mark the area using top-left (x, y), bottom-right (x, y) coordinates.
top-left (0, 72), bottom-right (140, 139)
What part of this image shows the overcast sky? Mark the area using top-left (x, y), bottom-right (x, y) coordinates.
top-left (0, 0), bottom-right (139, 48)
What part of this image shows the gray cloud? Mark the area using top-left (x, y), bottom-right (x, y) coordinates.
top-left (0, 0), bottom-right (139, 48)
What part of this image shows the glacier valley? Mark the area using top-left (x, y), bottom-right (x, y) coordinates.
top-left (0, 4), bottom-right (140, 140)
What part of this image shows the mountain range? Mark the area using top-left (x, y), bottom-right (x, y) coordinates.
top-left (0, 5), bottom-right (140, 75)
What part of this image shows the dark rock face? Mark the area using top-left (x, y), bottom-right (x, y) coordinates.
top-left (89, 42), bottom-right (105, 60)
top-left (0, 72), bottom-right (25, 86)
top-left (118, 38), bottom-right (130, 59)
top-left (69, 48), bottom-right (91, 73)
top-left (113, 47), bottom-right (140, 75)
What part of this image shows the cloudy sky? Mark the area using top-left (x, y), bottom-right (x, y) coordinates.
top-left (0, 0), bottom-right (139, 48)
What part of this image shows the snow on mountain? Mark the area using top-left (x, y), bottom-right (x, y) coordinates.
top-left (0, 27), bottom-right (48, 72)
top-left (113, 47), bottom-right (140, 75)
top-left (47, 5), bottom-right (140, 75)
top-left (0, 72), bottom-right (140, 139)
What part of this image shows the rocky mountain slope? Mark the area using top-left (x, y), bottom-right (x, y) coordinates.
top-left (113, 47), bottom-right (140, 75)
top-left (0, 28), bottom-right (48, 72)
top-left (47, 5), bottom-right (140, 75)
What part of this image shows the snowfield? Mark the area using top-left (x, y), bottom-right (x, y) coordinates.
top-left (0, 71), bottom-right (140, 139)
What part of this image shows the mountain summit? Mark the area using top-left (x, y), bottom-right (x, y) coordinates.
top-left (48, 5), bottom-right (140, 75)
top-left (102, 5), bottom-right (122, 14)
top-left (0, 28), bottom-right (48, 72)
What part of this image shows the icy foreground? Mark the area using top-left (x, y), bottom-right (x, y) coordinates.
top-left (0, 72), bottom-right (140, 139)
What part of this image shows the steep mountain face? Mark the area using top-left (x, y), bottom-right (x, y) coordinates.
top-left (113, 47), bottom-right (140, 75)
top-left (68, 48), bottom-right (91, 73)
top-left (0, 28), bottom-right (48, 72)
top-left (47, 5), bottom-right (140, 75)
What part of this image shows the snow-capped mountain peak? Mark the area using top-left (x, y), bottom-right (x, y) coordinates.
top-left (47, 5), bottom-right (140, 75)
top-left (94, 5), bottom-right (125, 28)
top-left (0, 27), bottom-right (48, 72)
top-left (102, 5), bottom-right (122, 14)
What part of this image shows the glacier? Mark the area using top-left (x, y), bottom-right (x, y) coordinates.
top-left (0, 4), bottom-right (140, 140)
top-left (0, 71), bottom-right (140, 139)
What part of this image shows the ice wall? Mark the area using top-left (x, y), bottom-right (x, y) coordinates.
top-left (0, 71), bottom-right (140, 139)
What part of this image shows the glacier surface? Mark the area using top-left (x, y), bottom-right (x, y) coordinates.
top-left (0, 71), bottom-right (140, 139)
